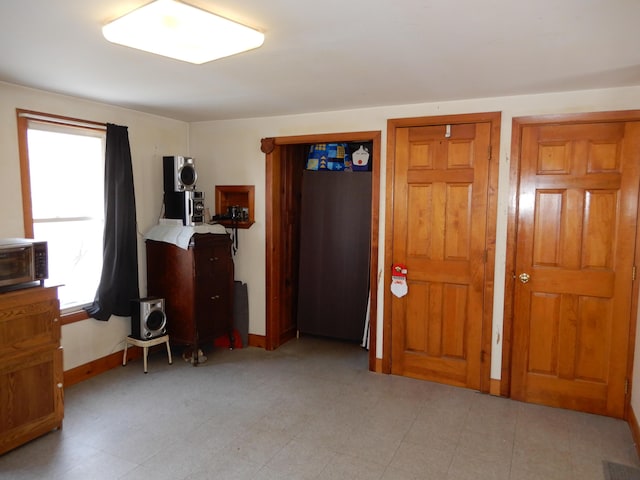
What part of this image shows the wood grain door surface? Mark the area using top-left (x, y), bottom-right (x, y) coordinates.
top-left (391, 122), bottom-right (492, 389)
top-left (511, 121), bottom-right (640, 417)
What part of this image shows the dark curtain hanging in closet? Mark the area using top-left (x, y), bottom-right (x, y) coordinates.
top-left (85, 123), bottom-right (139, 321)
top-left (297, 170), bottom-right (372, 341)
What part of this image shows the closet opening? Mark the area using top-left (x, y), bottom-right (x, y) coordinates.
top-left (262, 132), bottom-right (381, 372)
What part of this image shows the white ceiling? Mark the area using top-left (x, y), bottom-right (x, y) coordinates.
top-left (1, 0), bottom-right (639, 122)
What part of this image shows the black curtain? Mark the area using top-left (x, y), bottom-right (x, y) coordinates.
top-left (85, 123), bottom-right (139, 321)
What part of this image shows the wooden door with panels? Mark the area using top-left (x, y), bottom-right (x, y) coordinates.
top-left (508, 112), bottom-right (640, 418)
top-left (386, 113), bottom-right (500, 391)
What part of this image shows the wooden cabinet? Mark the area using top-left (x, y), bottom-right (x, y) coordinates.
top-left (146, 234), bottom-right (234, 364)
top-left (0, 286), bottom-right (63, 455)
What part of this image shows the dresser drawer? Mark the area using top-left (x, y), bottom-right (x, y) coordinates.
top-left (0, 298), bottom-right (60, 358)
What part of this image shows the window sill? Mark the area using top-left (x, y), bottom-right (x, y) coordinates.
top-left (61, 309), bottom-right (89, 326)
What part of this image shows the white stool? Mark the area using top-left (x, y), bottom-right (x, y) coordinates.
top-left (122, 335), bottom-right (172, 373)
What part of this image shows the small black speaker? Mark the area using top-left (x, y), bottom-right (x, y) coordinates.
top-left (131, 297), bottom-right (167, 340)
top-left (164, 191), bottom-right (204, 226)
top-left (163, 156), bottom-right (197, 192)
top-left (164, 191), bottom-right (185, 221)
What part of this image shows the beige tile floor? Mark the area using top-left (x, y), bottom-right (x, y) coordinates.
top-left (0, 336), bottom-right (637, 479)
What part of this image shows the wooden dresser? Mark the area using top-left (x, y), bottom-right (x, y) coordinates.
top-left (146, 233), bottom-right (234, 364)
top-left (0, 286), bottom-right (63, 454)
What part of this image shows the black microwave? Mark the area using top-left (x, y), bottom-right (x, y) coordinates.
top-left (0, 238), bottom-right (48, 291)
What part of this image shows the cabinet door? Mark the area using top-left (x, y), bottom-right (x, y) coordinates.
top-left (0, 346), bottom-right (63, 454)
top-left (193, 237), bottom-right (231, 282)
top-left (193, 235), bottom-right (234, 340)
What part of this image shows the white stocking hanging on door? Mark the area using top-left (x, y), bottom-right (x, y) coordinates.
top-left (390, 263), bottom-right (408, 298)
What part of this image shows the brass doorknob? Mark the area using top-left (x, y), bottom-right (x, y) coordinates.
top-left (519, 273), bottom-right (530, 284)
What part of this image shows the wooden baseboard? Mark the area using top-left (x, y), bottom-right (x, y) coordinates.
top-left (374, 357), bottom-right (383, 373)
top-left (248, 334), bottom-right (266, 348)
top-left (280, 329), bottom-right (297, 346)
top-left (489, 379), bottom-right (501, 396)
top-left (64, 334), bottom-right (265, 388)
top-left (64, 347), bottom-right (142, 387)
top-left (628, 404), bottom-right (640, 459)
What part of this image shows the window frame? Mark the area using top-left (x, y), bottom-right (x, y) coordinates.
top-left (16, 109), bottom-right (106, 325)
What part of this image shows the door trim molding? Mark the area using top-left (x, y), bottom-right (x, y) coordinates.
top-left (503, 110), bottom-right (640, 409)
top-left (264, 131), bottom-right (381, 372)
top-left (385, 112), bottom-right (501, 392)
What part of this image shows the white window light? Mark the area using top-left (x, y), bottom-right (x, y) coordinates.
top-left (102, 0), bottom-right (264, 64)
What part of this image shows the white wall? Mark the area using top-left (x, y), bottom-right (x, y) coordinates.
top-left (3, 80), bottom-right (640, 418)
top-left (188, 84), bottom-right (640, 400)
top-left (0, 81), bottom-right (189, 370)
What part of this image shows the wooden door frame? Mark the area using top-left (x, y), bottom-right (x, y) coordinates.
top-left (503, 110), bottom-right (640, 410)
top-left (263, 131), bottom-right (382, 372)
top-left (384, 112), bottom-right (501, 392)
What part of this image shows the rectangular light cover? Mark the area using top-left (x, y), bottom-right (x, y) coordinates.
top-left (102, 0), bottom-right (264, 64)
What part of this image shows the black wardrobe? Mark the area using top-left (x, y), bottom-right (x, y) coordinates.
top-left (296, 170), bottom-right (372, 342)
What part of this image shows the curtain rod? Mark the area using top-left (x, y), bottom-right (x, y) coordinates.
top-left (17, 109), bottom-right (106, 131)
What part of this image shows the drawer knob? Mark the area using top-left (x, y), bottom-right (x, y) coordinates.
top-left (53, 317), bottom-right (59, 322)
top-left (57, 383), bottom-right (63, 389)
top-left (211, 295), bottom-right (220, 300)
top-left (209, 257), bottom-right (219, 261)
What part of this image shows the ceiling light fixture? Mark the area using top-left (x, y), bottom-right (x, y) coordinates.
top-left (102, 0), bottom-right (264, 64)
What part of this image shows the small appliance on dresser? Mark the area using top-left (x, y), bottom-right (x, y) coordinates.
top-left (0, 238), bottom-right (48, 292)
top-left (163, 155), bottom-right (197, 192)
top-left (164, 190), bottom-right (206, 226)
top-left (162, 155), bottom-right (205, 226)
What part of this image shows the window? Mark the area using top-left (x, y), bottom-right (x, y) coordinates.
top-left (17, 110), bottom-right (106, 315)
